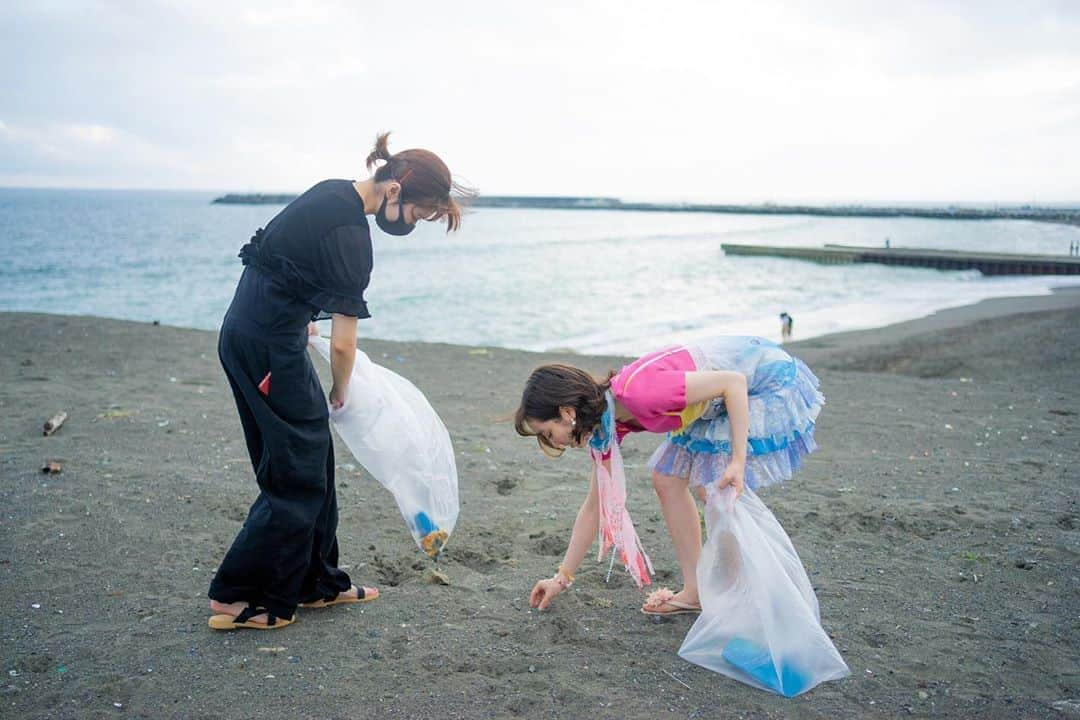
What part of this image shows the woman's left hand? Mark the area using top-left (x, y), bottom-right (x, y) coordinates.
top-left (719, 460), bottom-right (745, 498)
top-left (329, 382), bottom-right (348, 410)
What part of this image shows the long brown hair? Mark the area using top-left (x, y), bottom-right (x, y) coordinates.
top-left (365, 131), bottom-right (473, 232)
top-left (514, 364), bottom-right (615, 456)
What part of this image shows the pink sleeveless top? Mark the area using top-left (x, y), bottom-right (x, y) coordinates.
top-left (610, 346), bottom-right (701, 444)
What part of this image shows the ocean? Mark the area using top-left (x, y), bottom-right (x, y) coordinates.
top-left (2, 187), bottom-right (1078, 356)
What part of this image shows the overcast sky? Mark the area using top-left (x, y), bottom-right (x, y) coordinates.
top-left (2, 1), bottom-right (1077, 202)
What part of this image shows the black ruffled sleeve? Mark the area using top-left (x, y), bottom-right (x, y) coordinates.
top-left (308, 225), bottom-right (373, 319)
top-left (238, 224), bottom-right (373, 319)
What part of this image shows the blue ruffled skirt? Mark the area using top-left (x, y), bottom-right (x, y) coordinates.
top-left (648, 336), bottom-right (824, 493)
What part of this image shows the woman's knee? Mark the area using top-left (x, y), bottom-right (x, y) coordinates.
top-left (651, 471), bottom-right (688, 497)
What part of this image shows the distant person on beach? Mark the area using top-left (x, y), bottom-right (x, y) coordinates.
top-left (207, 132), bottom-right (470, 630)
top-left (779, 312), bottom-right (794, 341)
top-left (514, 337), bottom-right (823, 614)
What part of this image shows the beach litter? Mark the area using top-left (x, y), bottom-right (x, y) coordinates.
top-left (40, 461), bottom-right (62, 474)
top-left (663, 669), bottom-right (692, 690)
top-left (98, 407), bottom-right (135, 420)
top-left (43, 411), bottom-right (68, 436)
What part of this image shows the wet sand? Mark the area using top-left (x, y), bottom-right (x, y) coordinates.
top-left (1, 290), bottom-right (1078, 719)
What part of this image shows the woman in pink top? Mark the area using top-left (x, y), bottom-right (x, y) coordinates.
top-left (514, 336), bottom-right (824, 615)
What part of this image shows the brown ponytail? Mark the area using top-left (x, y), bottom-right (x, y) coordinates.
top-left (365, 132), bottom-right (393, 171)
top-left (365, 131), bottom-right (475, 232)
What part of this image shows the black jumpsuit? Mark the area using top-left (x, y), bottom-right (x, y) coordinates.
top-left (209, 180), bottom-right (373, 621)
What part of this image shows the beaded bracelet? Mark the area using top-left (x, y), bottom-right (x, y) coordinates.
top-left (554, 565), bottom-right (575, 590)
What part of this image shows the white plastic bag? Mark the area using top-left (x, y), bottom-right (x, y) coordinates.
top-left (309, 335), bottom-right (459, 557)
top-left (679, 486), bottom-right (849, 696)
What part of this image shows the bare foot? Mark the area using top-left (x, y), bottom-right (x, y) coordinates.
top-left (299, 585), bottom-right (380, 609)
top-left (333, 585), bottom-right (379, 602)
top-left (209, 599), bottom-right (269, 626)
top-left (666, 588), bottom-right (699, 608)
top-left (352, 585), bottom-right (379, 601)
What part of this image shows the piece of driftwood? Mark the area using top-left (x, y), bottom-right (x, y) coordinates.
top-left (43, 411), bottom-right (68, 436)
top-left (41, 461), bottom-right (63, 474)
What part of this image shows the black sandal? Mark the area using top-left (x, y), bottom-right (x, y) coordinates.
top-left (299, 585), bottom-right (379, 609)
top-left (208, 604), bottom-right (295, 630)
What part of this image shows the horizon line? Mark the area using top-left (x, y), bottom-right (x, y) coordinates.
top-left (1, 185), bottom-right (1078, 208)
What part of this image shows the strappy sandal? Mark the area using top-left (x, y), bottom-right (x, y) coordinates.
top-left (641, 587), bottom-right (702, 616)
top-left (208, 604), bottom-right (295, 630)
top-left (299, 585), bottom-right (379, 609)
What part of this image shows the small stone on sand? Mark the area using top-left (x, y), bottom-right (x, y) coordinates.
top-left (426, 569), bottom-right (450, 585)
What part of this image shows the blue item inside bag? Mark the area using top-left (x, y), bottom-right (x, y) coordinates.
top-left (722, 637), bottom-right (810, 697)
top-left (414, 511), bottom-right (437, 536)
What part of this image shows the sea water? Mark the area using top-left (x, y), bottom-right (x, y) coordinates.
top-left (2, 188), bottom-right (1078, 356)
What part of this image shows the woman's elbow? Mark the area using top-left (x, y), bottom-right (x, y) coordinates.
top-left (725, 373), bottom-right (747, 398)
top-left (330, 340), bottom-right (356, 356)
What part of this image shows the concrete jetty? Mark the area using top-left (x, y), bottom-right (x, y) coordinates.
top-left (720, 243), bottom-right (1080, 275)
top-left (211, 194), bottom-right (1080, 228)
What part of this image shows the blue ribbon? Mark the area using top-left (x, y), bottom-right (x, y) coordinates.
top-left (588, 391), bottom-right (616, 454)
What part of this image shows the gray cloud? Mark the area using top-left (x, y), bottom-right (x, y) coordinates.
top-left (2, 0), bottom-right (1078, 201)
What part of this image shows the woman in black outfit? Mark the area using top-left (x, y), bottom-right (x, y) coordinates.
top-left (208, 133), bottom-right (467, 630)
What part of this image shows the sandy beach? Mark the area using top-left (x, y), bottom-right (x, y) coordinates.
top-left (1, 290), bottom-right (1078, 719)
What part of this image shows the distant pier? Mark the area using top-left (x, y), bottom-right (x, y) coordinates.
top-left (720, 243), bottom-right (1080, 276)
top-left (211, 193), bottom-right (1080, 227)
top-left (469, 198), bottom-right (1080, 226)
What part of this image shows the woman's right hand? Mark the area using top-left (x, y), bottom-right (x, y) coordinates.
top-left (329, 382), bottom-right (348, 410)
top-left (529, 578), bottom-right (564, 611)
